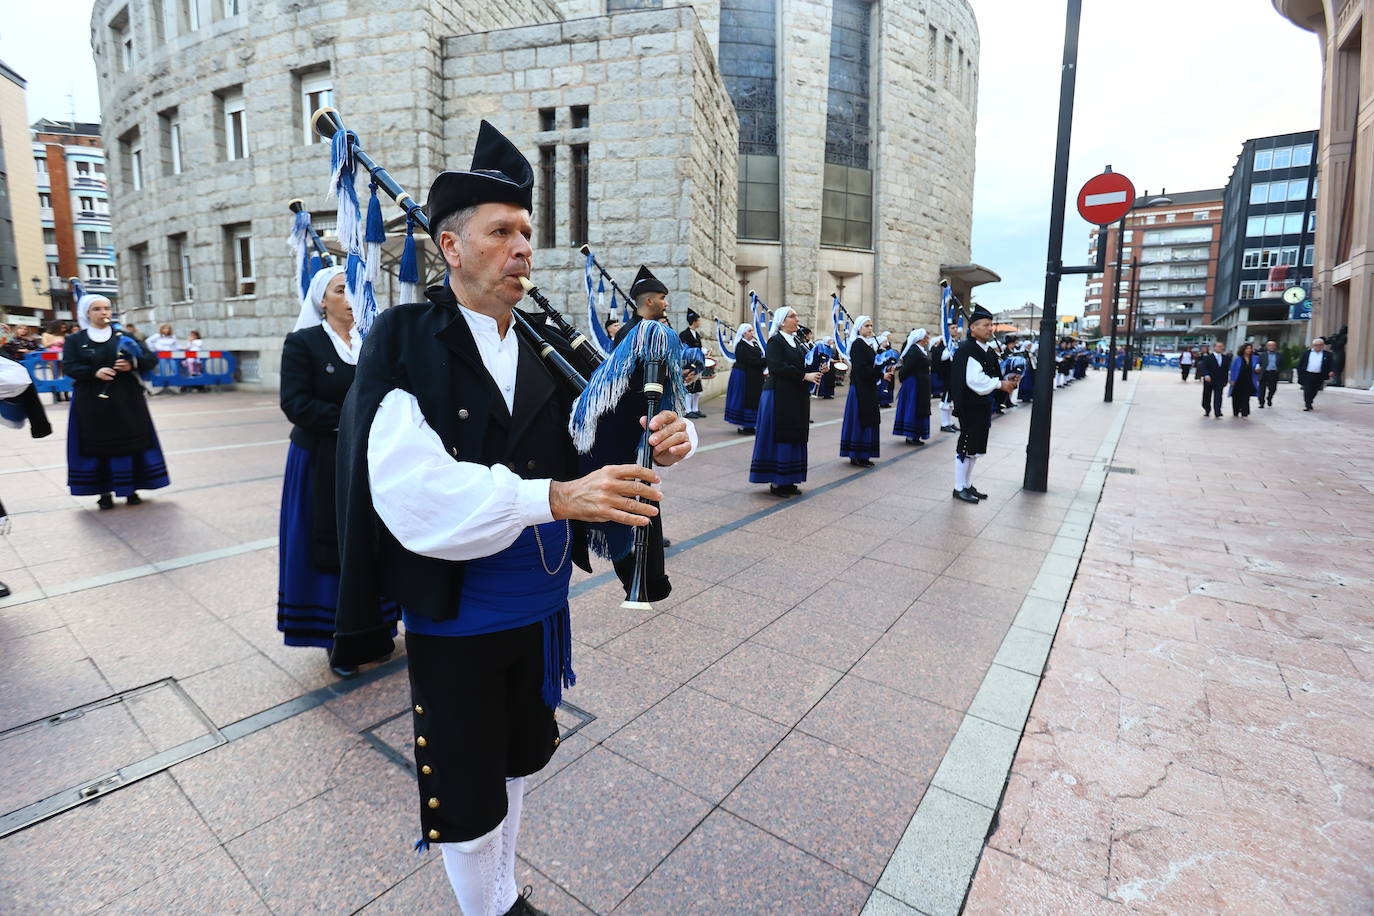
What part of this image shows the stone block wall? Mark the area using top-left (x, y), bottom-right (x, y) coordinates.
top-left (441, 6), bottom-right (737, 350)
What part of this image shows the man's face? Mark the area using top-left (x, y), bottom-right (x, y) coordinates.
top-left (1213, 343), bottom-right (1224, 353)
top-left (1266, 341), bottom-right (1277, 351)
top-left (1312, 339), bottom-right (1324, 350)
top-left (637, 293), bottom-right (667, 320)
top-left (970, 318), bottom-right (993, 342)
top-left (440, 202), bottom-right (533, 310)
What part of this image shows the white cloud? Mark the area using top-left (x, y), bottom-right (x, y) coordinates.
top-left (969, 0), bottom-right (1322, 317)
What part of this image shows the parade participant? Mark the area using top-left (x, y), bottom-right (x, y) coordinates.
top-left (277, 265), bottom-right (397, 676)
top-left (932, 322), bottom-right (959, 432)
top-left (807, 335), bottom-right (835, 398)
top-left (1200, 341), bottom-right (1230, 419)
top-left (875, 332), bottom-right (898, 407)
top-left (1257, 340), bottom-right (1281, 408)
top-left (1228, 341), bottom-right (1260, 418)
top-left (750, 306), bottom-right (821, 496)
top-left (330, 122), bottom-right (694, 916)
top-left (839, 315), bottom-right (880, 467)
top-left (615, 266), bottom-right (668, 344)
top-left (680, 309), bottom-right (706, 418)
top-left (892, 328), bottom-right (931, 445)
top-left (61, 295), bottom-right (169, 509)
top-left (949, 305), bottom-right (1019, 504)
top-left (604, 315), bottom-right (622, 341)
top-left (723, 322), bottom-right (765, 435)
top-left (1017, 339), bottom-right (1037, 403)
top-left (1296, 337), bottom-right (1335, 410)
top-left (1073, 342), bottom-right (1090, 380)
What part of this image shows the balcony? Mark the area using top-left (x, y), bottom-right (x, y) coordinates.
top-left (81, 245), bottom-right (116, 257)
top-left (72, 176), bottom-right (108, 190)
top-left (1138, 252), bottom-right (1209, 265)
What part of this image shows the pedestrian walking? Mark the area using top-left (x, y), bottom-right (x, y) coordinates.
top-left (1179, 346), bottom-right (1195, 381)
top-left (1297, 337), bottom-right (1335, 411)
top-left (1199, 341), bottom-right (1230, 419)
top-left (1228, 342), bottom-right (1260, 418)
top-left (1257, 340), bottom-right (1282, 408)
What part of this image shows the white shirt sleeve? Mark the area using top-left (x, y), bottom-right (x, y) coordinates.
top-left (965, 351), bottom-right (1000, 396)
top-left (367, 389), bottom-right (554, 562)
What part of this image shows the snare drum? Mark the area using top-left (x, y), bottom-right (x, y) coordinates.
top-left (701, 356), bottom-right (718, 380)
top-left (830, 360), bottom-right (850, 373)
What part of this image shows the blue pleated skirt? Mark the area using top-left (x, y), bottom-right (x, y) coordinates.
top-left (277, 442), bottom-right (397, 648)
top-left (66, 409), bottom-right (170, 497)
top-left (722, 367), bottom-right (757, 427)
top-left (892, 381), bottom-right (930, 440)
top-left (839, 386), bottom-right (880, 459)
top-left (749, 389), bottom-right (807, 485)
top-left (877, 377), bottom-right (893, 407)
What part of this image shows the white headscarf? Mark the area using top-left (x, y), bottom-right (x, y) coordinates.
top-left (877, 331), bottom-right (891, 348)
top-left (768, 306), bottom-right (796, 337)
top-left (736, 322), bottom-right (759, 350)
top-left (293, 266), bottom-right (347, 332)
top-left (847, 315), bottom-right (873, 350)
top-left (76, 294), bottom-right (111, 332)
top-left (902, 328), bottom-right (928, 356)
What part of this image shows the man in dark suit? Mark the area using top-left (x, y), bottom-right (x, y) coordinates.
top-left (1199, 341), bottom-right (1229, 419)
top-left (1257, 340), bottom-right (1283, 408)
top-left (1296, 336), bottom-right (1335, 411)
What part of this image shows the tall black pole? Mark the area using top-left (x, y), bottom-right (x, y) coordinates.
top-left (1104, 216), bottom-right (1124, 402)
top-left (1023, 0), bottom-right (1083, 493)
top-left (1122, 254), bottom-right (1138, 380)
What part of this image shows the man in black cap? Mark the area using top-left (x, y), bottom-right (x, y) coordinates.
top-left (679, 308), bottom-right (707, 418)
top-left (948, 304), bottom-right (1020, 503)
top-left (333, 122), bottom-right (694, 916)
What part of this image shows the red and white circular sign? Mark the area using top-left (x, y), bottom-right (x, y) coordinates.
top-left (1076, 171), bottom-right (1136, 225)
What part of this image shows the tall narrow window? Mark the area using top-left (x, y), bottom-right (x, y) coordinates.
top-left (823, 0), bottom-right (873, 248)
top-left (570, 144), bottom-right (589, 247)
top-left (720, 0), bottom-right (779, 239)
top-left (225, 223), bottom-right (254, 295)
top-left (928, 26), bottom-right (938, 81)
top-left (160, 108), bottom-right (183, 175)
top-left (169, 233), bottom-right (192, 300)
top-left (219, 87), bottom-right (248, 161)
top-left (130, 244), bottom-right (150, 307)
top-left (299, 70), bottom-right (333, 144)
top-left (538, 146), bottom-right (556, 249)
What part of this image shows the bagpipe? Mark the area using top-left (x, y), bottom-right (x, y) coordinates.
top-left (310, 107), bottom-right (687, 609)
top-left (66, 277), bottom-right (146, 399)
top-left (829, 293), bottom-right (854, 372)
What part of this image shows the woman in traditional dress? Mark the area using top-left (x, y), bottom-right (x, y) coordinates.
top-left (893, 328), bottom-right (932, 446)
top-left (839, 315), bottom-right (880, 467)
top-left (750, 307), bottom-right (821, 496)
top-left (61, 295), bottom-right (169, 508)
top-left (874, 332), bottom-right (897, 407)
top-left (277, 266), bottom-right (397, 676)
top-left (723, 323), bottom-right (766, 435)
top-left (1228, 341), bottom-right (1260, 419)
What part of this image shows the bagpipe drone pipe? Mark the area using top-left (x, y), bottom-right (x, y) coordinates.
top-left (310, 107), bottom-right (687, 608)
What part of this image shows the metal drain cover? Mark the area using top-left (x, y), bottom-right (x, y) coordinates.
top-left (0, 679), bottom-right (225, 838)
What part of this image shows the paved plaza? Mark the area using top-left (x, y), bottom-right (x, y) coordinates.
top-left (1, 370), bottom-right (1370, 914)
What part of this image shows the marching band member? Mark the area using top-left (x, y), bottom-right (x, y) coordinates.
top-left (723, 322), bottom-right (765, 435)
top-left (839, 315), bottom-right (880, 467)
top-left (331, 122), bottom-right (694, 916)
top-left (679, 309), bottom-right (707, 418)
top-left (874, 331), bottom-right (897, 407)
top-left (276, 265), bottom-right (397, 675)
top-left (892, 328), bottom-right (932, 445)
top-left (932, 322), bottom-right (959, 432)
top-left (750, 306), bottom-right (820, 496)
top-left (950, 305), bottom-right (1020, 504)
top-left (61, 295), bottom-right (169, 509)
top-left (615, 266), bottom-right (668, 344)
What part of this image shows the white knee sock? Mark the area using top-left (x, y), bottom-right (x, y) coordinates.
top-left (687, 392), bottom-right (700, 414)
top-left (939, 402), bottom-right (953, 427)
top-left (965, 455), bottom-right (979, 489)
top-left (954, 456), bottom-right (969, 491)
top-left (495, 778), bottom-right (525, 914)
top-left (442, 821), bottom-right (506, 916)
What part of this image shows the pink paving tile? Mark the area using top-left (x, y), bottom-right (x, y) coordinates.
top-left (986, 766), bottom-right (1112, 896)
top-left (599, 612), bottom-right (741, 684)
top-left (964, 848), bottom-right (1122, 915)
top-left (690, 640), bottom-right (841, 726)
top-left (750, 605), bottom-right (885, 671)
top-left (94, 847), bottom-right (271, 915)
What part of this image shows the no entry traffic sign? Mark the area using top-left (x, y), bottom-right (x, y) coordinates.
top-left (1077, 170), bottom-right (1136, 225)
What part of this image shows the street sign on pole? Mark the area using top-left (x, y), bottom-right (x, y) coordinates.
top-left (1077, 171), bottom-right (1136, 225)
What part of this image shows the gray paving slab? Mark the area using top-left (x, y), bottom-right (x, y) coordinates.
top-left (872, 786), bottom-right (994, 916)
top-left (991, 625), bottom-right (1055, 676)
top-left (1013, 595), bottom-right (1067, 635)
top-left (966, 662), bottom-right (1041, 731)
top-left (929, 714), bottom-right (1023, 808)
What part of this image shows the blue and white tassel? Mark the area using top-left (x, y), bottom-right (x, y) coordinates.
top-left (327, 125), bottom-right (366, 333)
top-left (567, 317), bottom-right (687, 455)
top-left (356, 181), bottom-right (385, 337)
top-left (287, 208), bottom-right (314, 307)
top-left (397, 215), bottom-right (420, 305)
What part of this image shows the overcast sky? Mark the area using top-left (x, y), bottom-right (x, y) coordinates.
top-left (1, 1), bottom-right (1324, 316)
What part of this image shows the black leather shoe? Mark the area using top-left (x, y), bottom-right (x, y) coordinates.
top-left (126, 493), bottom-right (143, 506)
top-left (0, 582), bottom-right (9, 599)
top-left (856, 459), bottom-right (875, 468)
top-left (97, 494), bottom-right (114, 510)
top-left (952, 488), bottom-right (980, 503)
top-left (968, 486), bottom-right (988, 500)
top-left (503, 887), bottom-right (549, 916)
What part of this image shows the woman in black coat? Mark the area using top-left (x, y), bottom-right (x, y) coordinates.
top-left (277, 267), bottom-right (395, 674)
top-left (723, 323), bottom-right (766, 434)
top-left (62, 295), bottom-right (169, 508)
top-left (839, 316), bottom-right (881, 466)
top-left (892, 329), bottom-right (933, 444)
top-left (749, 307), bottom-right (822, 496)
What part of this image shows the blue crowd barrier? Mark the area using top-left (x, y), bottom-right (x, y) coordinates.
top-left (22, 349), bottom-right (237, 393)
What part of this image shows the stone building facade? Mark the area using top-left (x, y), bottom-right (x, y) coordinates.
top-left (91, 0), bottom-right (978, 389)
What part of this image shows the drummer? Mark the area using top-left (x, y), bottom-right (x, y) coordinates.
top-left (679, 309), bottom-right (708, 419)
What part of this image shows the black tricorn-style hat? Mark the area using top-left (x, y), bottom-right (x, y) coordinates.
top-left (969, 303), bottom-right (995, 323)
top-left (685, 308), bottom-right (700, 324)
top-left (425, 121), bottom-right (534, 230)
top-left (630, 266), bottom-right (668, 299)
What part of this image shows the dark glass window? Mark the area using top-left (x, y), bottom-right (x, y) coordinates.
top-left (825, 0), bottom-right (871, 169)
top-left (538, 108), bottom-right (555, 132)
top-left (821, 163), bottom-right (871, 249)
top-left (538, 146), bottom-right (556, 249)
top-left (570, 144), bottom-right (589, 247)
top-left (738, 153), bottom-right (779, 240)
top-left (570, 105), bottom-right (589, 129)
top-left (719, 0), bottom-right (778, 157)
